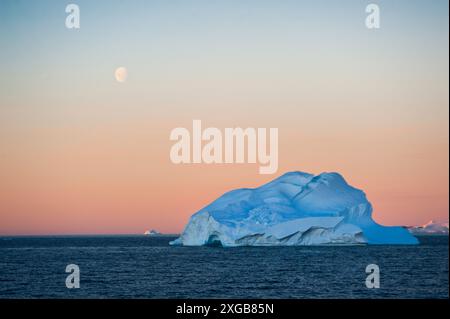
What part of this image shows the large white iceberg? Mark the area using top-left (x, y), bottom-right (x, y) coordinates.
top-left (171, 172), bottom-right (419, 246)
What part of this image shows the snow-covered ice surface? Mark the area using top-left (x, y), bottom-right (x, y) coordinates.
top-left (171, 172), bottom-right (419, 246)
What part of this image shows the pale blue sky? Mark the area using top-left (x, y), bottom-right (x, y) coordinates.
top-left (1, 0), bottom-right (447, 117)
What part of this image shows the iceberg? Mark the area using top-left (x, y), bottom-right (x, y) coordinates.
top-left (171, 171), bottom-right (419, 246)
top-left (144, 229), bottom-right (162, 236)
top-left (407, 220), bottom-right (449, 235)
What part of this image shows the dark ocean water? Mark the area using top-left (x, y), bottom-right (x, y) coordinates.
top-left (0, 235), bottom-right (447, 298)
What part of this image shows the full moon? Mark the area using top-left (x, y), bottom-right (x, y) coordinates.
top-left (114, 67), bottom-right (127, 83)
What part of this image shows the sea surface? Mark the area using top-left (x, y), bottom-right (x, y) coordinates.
top-left (0, 235), bottom-right (448, 298)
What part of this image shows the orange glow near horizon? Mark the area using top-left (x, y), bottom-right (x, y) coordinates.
top-left (0, 117), bottom-right (448, 235)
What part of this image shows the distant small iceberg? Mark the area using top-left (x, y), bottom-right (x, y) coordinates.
top-left (144, 229), bottom-right (162, 236)
top-left (407, 220), bottom-right (449, 236)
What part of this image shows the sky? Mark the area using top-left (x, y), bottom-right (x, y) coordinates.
top-left (0, 0), bottom-right (448, 235)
